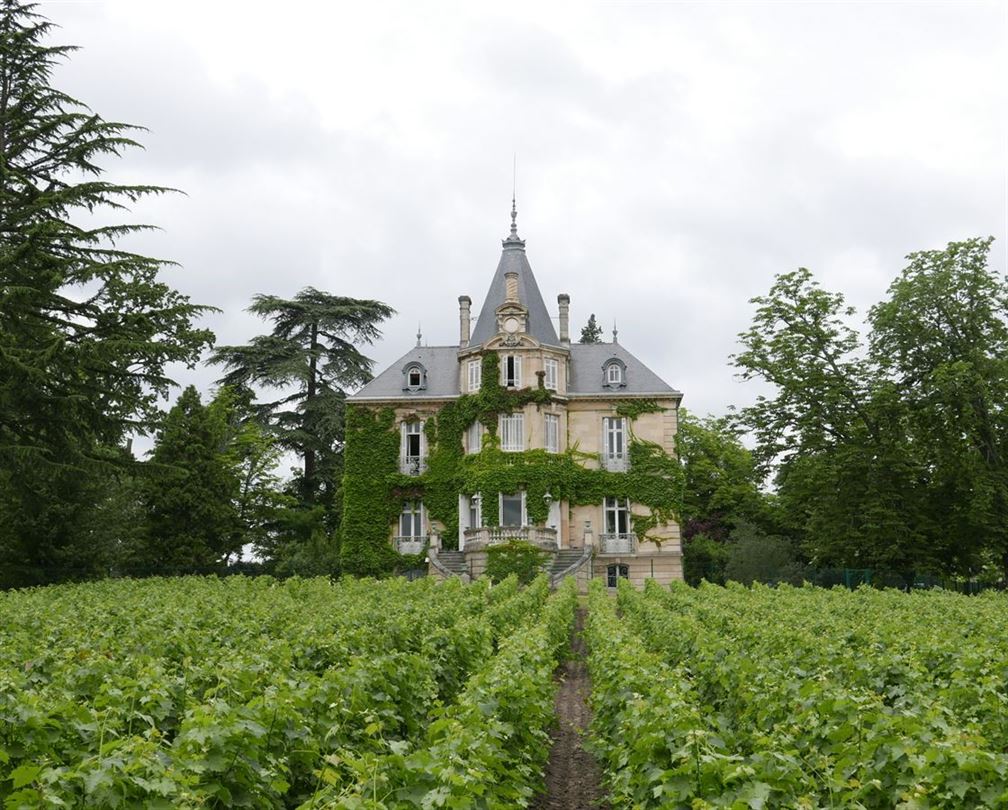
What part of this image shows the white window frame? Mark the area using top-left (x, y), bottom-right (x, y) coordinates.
top-left (544, 413), bottom-right (560, 454)
top-left (399, 500), bottom-right (424, 538)
top-left (603, 416), bottom-right (627, 466)
top-left (466, 421), bottom-right (483, 455)
top-left (401, 421), bottom-right (426, 473)
top-left (544, 358), bottom-right (558, 391)
top-left (499, 412), bottom-right (524, 452)
top-left (499, 491), bottom-right (527, 527)
top-left (468, 494), bottom-right (482, 529)
top-left (606, 363), bottom-right (622, 385)
top-left (468, 359), bottom-right (481, 392)
top-left (401, 421), bottom-right (425, 457)
top-left (604, 497), bottom-right (631, 536)
top-left (502, 354), bottom-right (522, 388)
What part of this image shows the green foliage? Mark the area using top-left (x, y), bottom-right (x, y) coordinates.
top-left (0, 0), bottom-right (213, 587)
top-left (342, 352), bottom-right (684, 570)
top-left (339, 406), bottom-right (402, 576)
top-left (485, 540), bottom-right (550, 584)
top-left (681, 534), bottom-right (729, 585)
top-left (614, 399), bottom-right (662, 421)
top-left (676, 409), bottom-right (769, 541)
top-left (0, 575), bottom-right (542, 806)
top-left (590, 578), bottom-right (1008, 808)
top-left (723, 522), bottom-right (804, 586)
top-left (733, 238), bottom-right (1008, 579)
top-left (210, 289), bottom-right (394, 505)
top-left (311, 577), bottom-right (577, 809)
top-left (136, 386), bottom-right (243, 575)
top-left (579, 313), bottom-right (603, 344)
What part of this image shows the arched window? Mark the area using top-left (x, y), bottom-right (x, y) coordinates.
top-left (402, 363), bottom-right (427, 392)
top-left (602, 358), bottom-right (626, 389)
top-left (606, 564), bottom-right (629, 588)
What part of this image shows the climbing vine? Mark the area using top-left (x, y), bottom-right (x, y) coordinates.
top-left (341, 352), bottom-right (684, 573)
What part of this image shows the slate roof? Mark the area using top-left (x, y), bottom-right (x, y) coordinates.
top-left (469, 216), bottom-right (560, 346)
top-left (348, 206), bottom-right (681, 403)
top-left (568, 342), bottom-right (681, 398)
top-left (348, 342), bottom-right (681, 401)
top-left (348, 346), bottom-right (460, 401)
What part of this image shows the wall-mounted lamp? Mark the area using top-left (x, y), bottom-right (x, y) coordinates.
top-left (543, 491), bottom-right (553, 508)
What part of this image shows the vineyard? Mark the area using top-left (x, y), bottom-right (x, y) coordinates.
top-left (0, 575), bottom-right (575, 808)
top-left (3, 576), bottom-right (1008, 809)
top-left (588, 579), bottom-right (1008, 809)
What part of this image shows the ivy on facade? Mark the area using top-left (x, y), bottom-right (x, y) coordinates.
top-left (340, 353), bottom-right (684, 575)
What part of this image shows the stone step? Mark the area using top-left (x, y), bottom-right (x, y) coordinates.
top-left (548, 549), bottom-right (587, 576)
top-left (434, 551), bottom-right (467, 574)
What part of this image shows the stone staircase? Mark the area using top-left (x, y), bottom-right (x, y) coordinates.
top-left (548, 549), bottom-right (587, 580)
top-left (434, 550), bottom-right (467, 576)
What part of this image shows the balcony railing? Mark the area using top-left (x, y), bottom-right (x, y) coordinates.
top-left (599, 533), bottom-right (637, 554)
top-left (399, 455), bottom-right (428, 476)
top-left (463, 526), bottom-right (557, 551)
top-left (394, 536), bottom-right (428, 555)
top-left (602, 453), bottom-right (629, 472)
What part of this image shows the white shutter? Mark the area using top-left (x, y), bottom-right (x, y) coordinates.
top-left (514, 355), bottom-right (522, 387)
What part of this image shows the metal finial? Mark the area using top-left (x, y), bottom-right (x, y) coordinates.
top-left (612, 321), bottom-right (618, 343)
top-left (510, 196), bottom-right (518, 236)
top-left (416, 323), bottom-right (422, 346)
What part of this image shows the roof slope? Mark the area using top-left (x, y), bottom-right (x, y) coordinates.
top-left (347, 346), bottom-right (459, 401)
top-left (568, 342), bottom-right (681, 397)
top-left (469, 215), bottom-right (559, 346)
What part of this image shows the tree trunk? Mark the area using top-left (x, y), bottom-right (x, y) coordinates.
top-left (304, 321), bottom-right (318, 501)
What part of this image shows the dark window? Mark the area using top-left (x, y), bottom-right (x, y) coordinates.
top-left (501, 493), bottom-right (523, 526)
top-left (607, 563), bottom-right (629, 588)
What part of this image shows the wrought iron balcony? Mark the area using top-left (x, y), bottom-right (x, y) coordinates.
top-left (602, 453), bottom-right (629, 472)
top-left (394, 536), bottom-right (428, 555)
top-left (462, 526), bottom-right (558, 551)
top-left (599, 533), bottom-right (637, 554)
top-left (399, 455), bottom-right (428, 476)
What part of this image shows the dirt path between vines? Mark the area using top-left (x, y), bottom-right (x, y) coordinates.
top-left (533, 606), bottom-right (610, 810)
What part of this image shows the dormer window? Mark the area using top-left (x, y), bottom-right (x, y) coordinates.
top-left (402, 363), bottom-right (427, 392)
top-left (602, 358), bottom-right (626, 389)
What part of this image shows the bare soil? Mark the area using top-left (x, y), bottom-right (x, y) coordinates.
top-left (533, 607), bottom-right (611, 810)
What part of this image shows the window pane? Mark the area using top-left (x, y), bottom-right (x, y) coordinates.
top-left (400, 501), bottom-right (421, 537)
top-left (545, 358), bottom-right (558, 390)
top-left (501, 494), bottom-right (523, 526)
top-left (545, 414), bottom-right (559, 453)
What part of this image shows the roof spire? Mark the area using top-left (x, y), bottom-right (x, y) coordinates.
top-left (502, 155), bottom-right (525, 248)
top-left (612, 321), bottom-right (619, 343)
top-left (416, 323), bottom-right (422, 346)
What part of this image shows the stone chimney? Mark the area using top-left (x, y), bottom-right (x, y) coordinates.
top-left (458, 295), bottom-right (471, 347)
top-left (558, 293), bottom-right (570, 345)
top-left (505, 272), bottom-right (519, 303)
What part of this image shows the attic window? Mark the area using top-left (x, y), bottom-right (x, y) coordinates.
top-left (403, 363), bottom-right (427, 392)
top-left (603, 358), bottom-right (626, 389)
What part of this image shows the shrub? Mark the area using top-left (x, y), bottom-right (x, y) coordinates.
top-left (485, 540), bottom-right (549, 584)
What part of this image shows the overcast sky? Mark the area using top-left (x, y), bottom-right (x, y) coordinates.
top-left (45, 1), bottom-right (1007, 438)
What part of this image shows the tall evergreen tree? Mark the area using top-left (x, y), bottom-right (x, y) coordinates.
top-left (135, 387), bottom-right (243, 575)
top-left (209, 289), bottom-right (394, 506)
top-left (0, 1), bottom-right (213, 585)
top-left (579, 313), bottom-right (603, 343)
